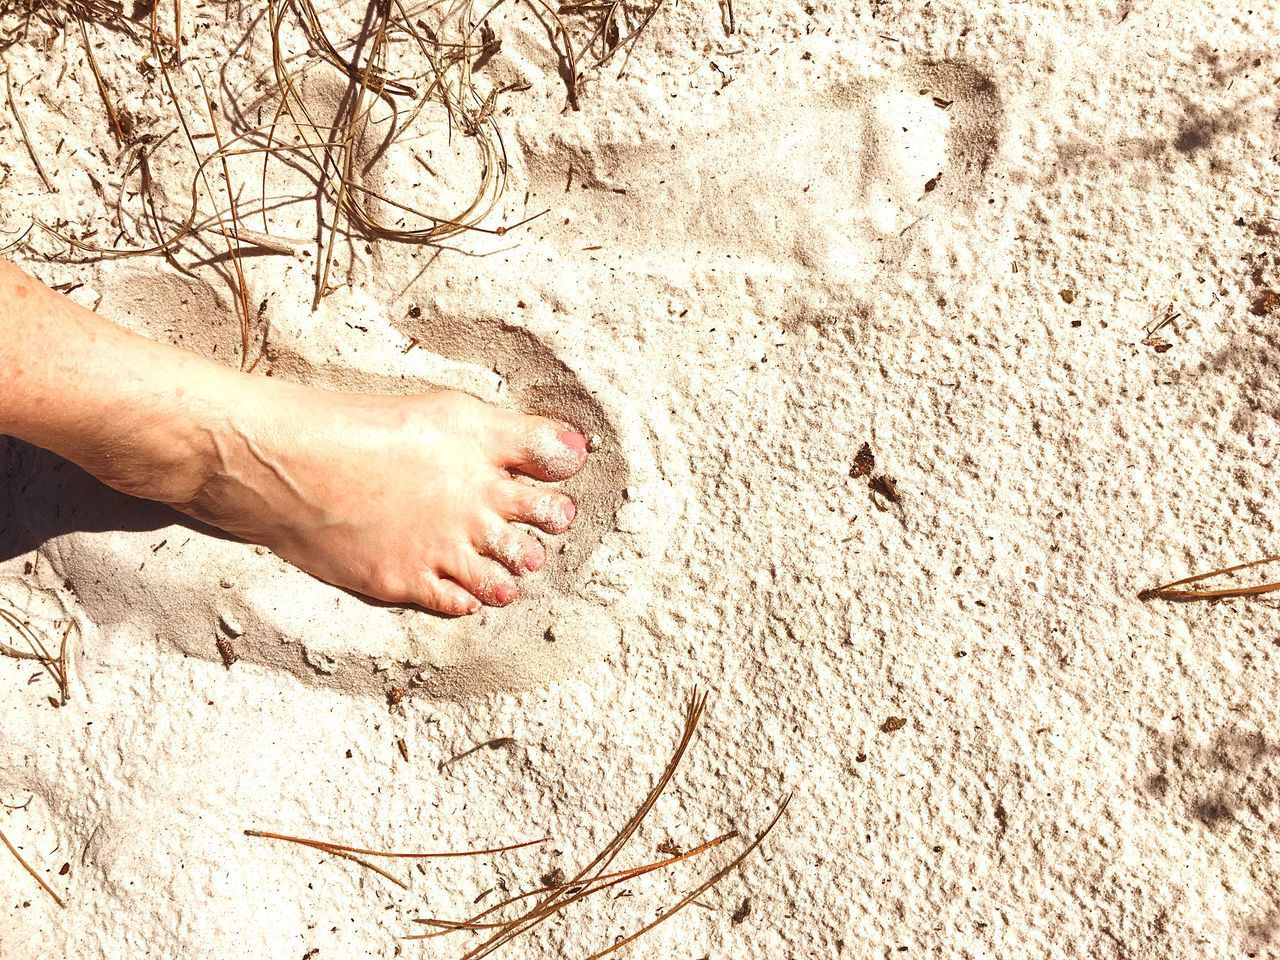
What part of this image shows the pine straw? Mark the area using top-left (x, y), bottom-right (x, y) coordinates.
top-left (242, 830), bottom-right (547, 889)
top-left (6, 0), bottom-right (687, 339)
top-left (4, 65), bottom-right (54, 191)
top-left (0, 604), bottom-right (72, 706)
top-left (244, 691), bottom-right (789, 956)
top-left (404, 690), bottom-right (790, 958)
top-left (0, 822), bottom-right (66, 908)
top-left (1139, 553), bottom-right (1280, 602)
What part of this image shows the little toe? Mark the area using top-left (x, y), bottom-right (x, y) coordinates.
top-left (504, 418), bottom-right (589, 482)
top-left (498, 481), bottom-right (578, 535)
top-left (447, 550), bottom-right (520, 607)
top-left (481, 523), bottom-right (547, 575)
top-left (408, 572), bottom-right (481, 617)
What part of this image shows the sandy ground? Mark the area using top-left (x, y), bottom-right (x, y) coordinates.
top-left (2, 0), bottom-right (1280, 956)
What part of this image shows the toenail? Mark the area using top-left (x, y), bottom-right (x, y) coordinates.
top-left (559, 430), bottom-right (588, 457)
top-left (495, 583), bottom-right (518, 604)
top-left (562, 498), bottom-right (577, 525)
top-left (525, 550), bottom-right (545, 572)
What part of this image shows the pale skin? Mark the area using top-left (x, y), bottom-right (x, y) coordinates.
top-left (0, 258), bottom-right (589, 616)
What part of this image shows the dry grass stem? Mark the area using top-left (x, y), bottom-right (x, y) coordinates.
top-left (198, 73), bottom-right (256, 369)
top-left (244, 829), bottom-right (546, 888)
top-left (408, 830), bottom-right (739, 938)
top-left (246, 692), bottom-right (786, 955)
top-left (0, 823), bottom-right (66, 908)
top-left (244, 829), bottom-right (546, 859)
top-left (401, 691), bottom-right (789, 959)
top-left (77, 16), bottom-right (125, 144)
top-left (1140, 553), bottom-right (1280, 601)
top-left (581, 794), bottom-right (791, 960)
top-left (9, 0), bottom-right (690, 307)
top-left (0, 606), bottom-right (71, 705)
top-left (4, 66), bottom-right (54, 191)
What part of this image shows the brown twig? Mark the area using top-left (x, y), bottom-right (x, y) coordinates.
top-left (244, 828), bottom-right (545, 888)
top-left (0, 823), bottom-right (66, 909)
top-left (4, 67), bottom-right (54, 191)
top-left (78, 16), bottom-right (125, 144)
top-left (445, 691), bottom-right (710, 960)
top-left (0, 607), bottom-right (70, 704)
top-left (408, 830), bottom-right (739, 938)
top-left (583, 795), bottom-right (791, 959)
top-left (1139, 553), bottom-right (1280, 601)
top-left (438, 736), bottom-right (517, 772)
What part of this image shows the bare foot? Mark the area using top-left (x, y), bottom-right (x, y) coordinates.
top-left (169, 385), bottom-right (587, 616)
top-left (0, 259), bottom-right (589, 615)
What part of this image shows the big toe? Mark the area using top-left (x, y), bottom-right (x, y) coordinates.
top-left (504, 418), bottom-right (589, 482)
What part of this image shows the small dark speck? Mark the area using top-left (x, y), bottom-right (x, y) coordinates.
top-left (849, 442), bottom-right (875, 478)
top-left (731, 897), bottom-right (751, 924)
top-left (1145, 773), bottom-right (1170, 798)
top-left (869, 474), bottom-right (900, 503)
top-left (880, 716), bottom-right (907, 733)
top-left (1195, 799), bottom-right (1233, 826)
top-left (1251, 290), bottom-right (1280, 316)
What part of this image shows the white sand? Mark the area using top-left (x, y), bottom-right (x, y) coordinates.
top-left (3, 0), bottom-right (1280, 956)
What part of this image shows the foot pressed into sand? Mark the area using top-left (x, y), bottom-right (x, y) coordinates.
top-left (154, 386), bottom-right (589, 617)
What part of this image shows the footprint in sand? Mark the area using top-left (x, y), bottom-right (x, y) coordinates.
top-left (1, 265), bottom-right (675, 700)
top-left (518, 59), bottom-right (1004, 288)
top-left (0, 59), bottom-right (997, 700)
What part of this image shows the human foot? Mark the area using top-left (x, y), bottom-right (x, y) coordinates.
top-left (160, 385), bottom-right (587, 616)
top-left (0, 259), bottom-right (586, 617)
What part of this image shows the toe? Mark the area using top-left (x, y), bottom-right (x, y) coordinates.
top-left (497, 481), bottom-right (578, 535)
top-left (446, 549), bottom-right (520, 607)
top-left (406, 572), bottom-right (481, 617)
top-left (480, 522), bottom-right (547, 575)
top-left (503, 418), bottom-right (589, 482)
